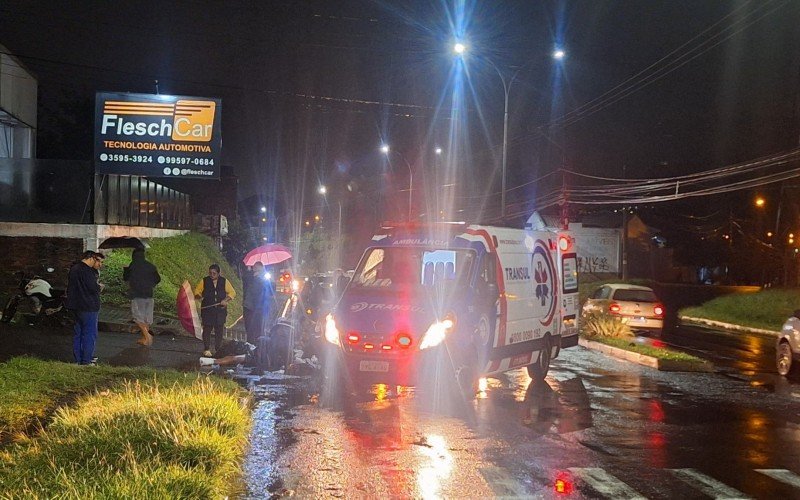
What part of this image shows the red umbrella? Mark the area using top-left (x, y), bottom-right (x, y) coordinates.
top-left (243, 244), bottom-right (292, 267)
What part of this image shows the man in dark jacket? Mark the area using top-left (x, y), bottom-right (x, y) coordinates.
top-left (243, 262), bottom-right (267, 343)
top-left (193, 264), bottom-right (236, 357)
top-left (66, 251), bottom-right (104, 365)
top-left (123, 248), bottom-right (161, 346)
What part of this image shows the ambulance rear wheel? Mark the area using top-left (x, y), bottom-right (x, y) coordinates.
top-left (527, 338), bottom-right (551, 381)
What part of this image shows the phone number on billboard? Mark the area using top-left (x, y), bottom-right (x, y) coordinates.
top-left (158, 156), bottom-right (215, 166)
top-left (99, 154), bottom-right (153, 163)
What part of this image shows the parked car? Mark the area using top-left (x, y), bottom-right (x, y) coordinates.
top-left (777, 311), bottom-right (800, 379)
top-left (583, 283), bottom-right (664, 335)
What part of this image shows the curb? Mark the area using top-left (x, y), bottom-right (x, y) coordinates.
top-left (679, 316), bottom-right (779, 337)
top-left (579, 337), bottom-right (714, 372)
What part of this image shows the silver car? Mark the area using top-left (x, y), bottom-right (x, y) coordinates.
top-left (777, 312), bottom-right (800, 378)
top-left (583, 283), bottom-right (664, 335)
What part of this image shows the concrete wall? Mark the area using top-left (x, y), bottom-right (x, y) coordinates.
top-left (0, 236), bottom-right (83, 289)
top-left (0, 223), bottom-right (189, 292)
top-left (0, 222), bottom-right (187, 251)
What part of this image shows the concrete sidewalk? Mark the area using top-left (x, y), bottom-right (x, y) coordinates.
top-left (0, 304), bottom-right (249, 370)
top-left (98, 306), bottom-right (247, 342)
top-left (0, 320), bottom-right (205, 370)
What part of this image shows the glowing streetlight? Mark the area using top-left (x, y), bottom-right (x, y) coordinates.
top-left (435, 146), bottom-right (443, 155)
top-left (755, 196), bottom-right (765, 208)
top-left (260, 206), bottom-right (266, 213)
top-left (454, 43), bottom-right (565, 219)
top-left (381, 145), bottom-right (413, 221)
top-left (318, 184), bottom-right (343, 262)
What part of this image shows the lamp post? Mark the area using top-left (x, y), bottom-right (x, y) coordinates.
top-left (380, 145), bottom-right (414, 221)
top-left (318, 185), bottom-right (342, 246)
top-left (453, 43), bottom-right (565, 219)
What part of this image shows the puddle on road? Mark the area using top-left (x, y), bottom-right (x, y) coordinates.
top-left (216, 367), bottom-right (319, 499)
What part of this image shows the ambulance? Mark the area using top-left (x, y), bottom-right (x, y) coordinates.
top-left (322, 220), bottom-right (579, 394)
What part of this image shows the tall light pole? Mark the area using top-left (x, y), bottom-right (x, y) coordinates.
top-left (381, 144), bottom-right (413, 221)
top-left (454, 43), bottom-right (565, 219)
top-left (319, 185), bottom-right (343, 269)
top-left (318, 185), bottom-right (342, 245)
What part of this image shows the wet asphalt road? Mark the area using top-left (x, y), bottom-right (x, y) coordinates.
top-left (242, 333), bottom-right (800, 499)
top-left (5, 319), bottom-right (799, 498)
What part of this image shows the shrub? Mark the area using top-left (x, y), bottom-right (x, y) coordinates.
top-left (581, 311), bottom-right (634, 339)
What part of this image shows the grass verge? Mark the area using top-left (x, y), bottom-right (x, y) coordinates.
top-left (585, 336), bottom-right (705, 363)
top-left (0, 357), bottom-right (250, 499)
top-left (679, 287), bottom-right (800, 332)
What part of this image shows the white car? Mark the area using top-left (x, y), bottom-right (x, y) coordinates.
top-left (777, 312), bottom-right (800, 379)
top-left (583, 283), bottom-right (664, 335)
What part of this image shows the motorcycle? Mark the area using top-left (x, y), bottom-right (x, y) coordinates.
top-left (1, 270), bottom-right (72, 329)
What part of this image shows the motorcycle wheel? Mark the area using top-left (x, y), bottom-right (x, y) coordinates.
top-left (1, 296), bottom-right (20, 324)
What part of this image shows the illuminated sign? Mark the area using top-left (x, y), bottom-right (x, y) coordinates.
top-left (94, 92), bottom-right (222, 178)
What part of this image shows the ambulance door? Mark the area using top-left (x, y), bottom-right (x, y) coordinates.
top-left (557, 234), bottom-right (580, 346)
top-left (474, 252), bottom-right (499, 364)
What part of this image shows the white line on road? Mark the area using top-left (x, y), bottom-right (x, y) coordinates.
top-left (755, 469), bottom-right (800, 490)
top-left (568, 467), bottom-right (646, 499)
top-left (479, 467), bottom-right (529, 498)
top-left (668, 468), bottom-right (751, 499)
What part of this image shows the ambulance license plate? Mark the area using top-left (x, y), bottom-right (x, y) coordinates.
top-left (359, 360), bottom-right (389, 372)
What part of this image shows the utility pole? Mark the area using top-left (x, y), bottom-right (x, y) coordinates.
top-left (621, 164), bottom-right (628, 280)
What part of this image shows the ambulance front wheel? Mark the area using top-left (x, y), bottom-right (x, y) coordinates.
top-left (527, 337), bottom-right (551, 381)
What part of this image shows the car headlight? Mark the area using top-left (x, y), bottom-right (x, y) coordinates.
top-left (324, 313), bottom-right (341, 346)
top-left (419, 315), bottom-right (456, 350)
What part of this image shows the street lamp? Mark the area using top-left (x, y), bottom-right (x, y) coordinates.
top-left (454, 43), bottom-right (564, 219)
top-left (318, 185), bottom-right (343, 255)
top-left (380, 145), bottom-right (414, 221)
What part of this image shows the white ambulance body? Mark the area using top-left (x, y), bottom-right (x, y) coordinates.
top-left (325, 221), bottom-right (579, 390)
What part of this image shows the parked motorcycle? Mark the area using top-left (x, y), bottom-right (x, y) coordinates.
top-left (1, 270), bottom-right (71, 329)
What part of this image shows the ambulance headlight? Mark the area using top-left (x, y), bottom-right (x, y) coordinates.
top-left (324, 313), bottom-right (341, 346)
top-left (419, 316), bottom-right (455, 350)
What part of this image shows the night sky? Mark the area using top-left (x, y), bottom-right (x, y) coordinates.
top-left (2, 0), bottom-right (799, 229)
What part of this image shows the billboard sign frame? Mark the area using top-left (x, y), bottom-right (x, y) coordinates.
top-left (94, 92), bottom-right (222, 179)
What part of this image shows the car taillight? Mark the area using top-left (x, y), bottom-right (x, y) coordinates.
top-left (364, 343), bottom-right (375, 350)
top-left (653, 304), bottom-right (664, 317)
top-left (609, 303), bottom-right (621, 314)
top-left (347, 332), bottom-right (360, 344)
top-left (395, 333), bottom-right (413, 349)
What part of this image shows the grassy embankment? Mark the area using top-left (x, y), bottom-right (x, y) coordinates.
top-left (101, 232), bottom-right (243, 324)
top-left (679, 287), bottom-right (800, 332)
top-left (0, 357), bottom-right (250, 498)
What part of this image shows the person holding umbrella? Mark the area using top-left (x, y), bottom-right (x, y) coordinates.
top-left (194, 264), bottom-right (236, 357)
top-left (243, 262), bottom-right (270, 343)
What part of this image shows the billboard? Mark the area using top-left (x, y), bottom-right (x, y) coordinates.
top-left (94, 92), bottom-right (221, 178)
top-left (572, 228), bottom-right (620, 274)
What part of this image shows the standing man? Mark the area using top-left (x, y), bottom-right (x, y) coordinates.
top-left (194, 264), bottom-right (236, 357)
top-left (66, 250), bottom-right (104, 365)
top-left (243, 262), bottom-right (267, 344)
top-left (123, 248), bottom-right (161, 346)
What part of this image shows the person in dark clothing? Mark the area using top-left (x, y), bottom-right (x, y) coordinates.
top-left (193, 263), bottom-right (236, 357)
top-left (66, 251), bottom-right (104, 365)
top-left (123, 248), bottom-right (161, 346)
top-left (243, 262), bottom-right (267, 344)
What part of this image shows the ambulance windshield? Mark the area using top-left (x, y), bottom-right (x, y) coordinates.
top-left (351, 247), bottom-right (474, 290)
